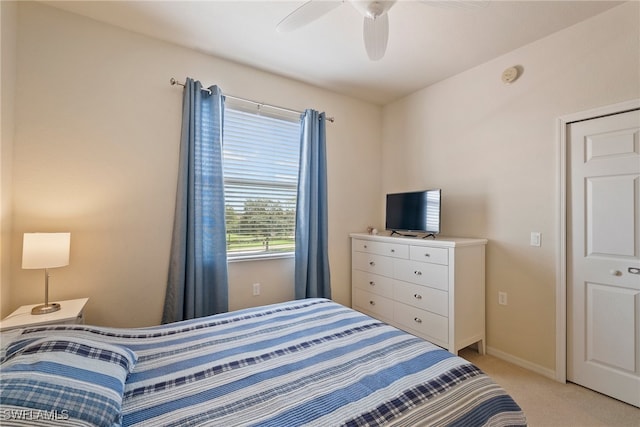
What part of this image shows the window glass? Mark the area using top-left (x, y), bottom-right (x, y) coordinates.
top-left (223, 101), bottom-right (300, 259)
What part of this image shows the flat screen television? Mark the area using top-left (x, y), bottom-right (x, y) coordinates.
top-left (385, 189), bottom-right (441, 237)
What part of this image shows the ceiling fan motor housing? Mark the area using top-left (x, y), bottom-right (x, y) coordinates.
top-left (352, 1), bottom-right (397, 18)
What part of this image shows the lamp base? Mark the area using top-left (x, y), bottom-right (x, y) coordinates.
top-left (31, 303), bottom-right (61, 315)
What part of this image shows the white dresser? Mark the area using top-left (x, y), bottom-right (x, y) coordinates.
top-left (350, 233), bottom-right (487, 354)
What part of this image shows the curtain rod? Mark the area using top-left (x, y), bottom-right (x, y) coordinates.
top-left (169, 78), bottom-right (334, 123)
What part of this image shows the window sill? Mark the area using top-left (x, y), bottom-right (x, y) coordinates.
top-left (227, 252), bottom-right (294, 263)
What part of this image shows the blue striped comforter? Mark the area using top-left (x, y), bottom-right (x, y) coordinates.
top-left (2, 299), bottom-right (526, 426)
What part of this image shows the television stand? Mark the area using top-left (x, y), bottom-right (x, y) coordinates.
top-left (390, 230), bottom-right (417, 238)
top-left (350, 232), bottom-right (488, 355)
top-left (390, 230), bottom-right (436, 239)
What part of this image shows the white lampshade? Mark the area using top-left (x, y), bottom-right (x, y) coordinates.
top-left (22, 233), bottom-right (71, 269)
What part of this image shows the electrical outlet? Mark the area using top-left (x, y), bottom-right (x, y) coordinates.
top-left (252, 283), bottom-right (261, 296)
top-left (498, 291), bottom-right (508, 306)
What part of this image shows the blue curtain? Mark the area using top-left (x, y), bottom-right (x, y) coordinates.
top-left (162, 78), bottom-right (229, 323)
top-left (295, 109), bottom-right (331, 299)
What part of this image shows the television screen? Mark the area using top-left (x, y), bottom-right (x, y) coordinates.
top-left (385, 189), bottom-right (441, 236)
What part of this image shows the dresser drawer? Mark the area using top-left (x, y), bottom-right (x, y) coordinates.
top-left (393, 281), bottom-right (448, 317)
top-left (353, 270), bottom-right (394, 299)
top-left (394, 259), bottom-right (449, 291)
top-left (410, 245), bottom-right (448, 265)
top-left (353, 239), bottom-right (408, 259)
top-left (353, 252), bottom-right (394, 277)
top-left (393, 302), bottom-right (448, 346)
top-left (354, 289), bottom-right (394, 320)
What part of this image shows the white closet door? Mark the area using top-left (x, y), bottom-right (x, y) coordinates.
top-left (567, 109), bottom-right (640, 407)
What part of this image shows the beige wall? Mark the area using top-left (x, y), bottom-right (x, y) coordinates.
top-left (382, 1), bottom-right (640, 374)
top-left (6, 2), bottom-right (382, 326)
top-left (1, 1), bottom-right (17, 318)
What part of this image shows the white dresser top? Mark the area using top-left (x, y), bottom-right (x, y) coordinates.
top-left (350, 232), bottom-right (487, 247)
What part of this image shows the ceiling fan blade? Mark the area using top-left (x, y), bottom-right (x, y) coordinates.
top-left (276, 1), bottom-right (343, 32)
top-left (363, 13), bottom-right (389, 61)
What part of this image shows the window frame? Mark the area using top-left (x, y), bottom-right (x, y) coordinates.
top-left (222, 99), bottom-right (301, 261)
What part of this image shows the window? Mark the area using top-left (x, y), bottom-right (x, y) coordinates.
top-left (222, 99), bottom-right (301, 259)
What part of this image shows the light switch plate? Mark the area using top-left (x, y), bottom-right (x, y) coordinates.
top-left (530, 232), bottom-right (541, 247)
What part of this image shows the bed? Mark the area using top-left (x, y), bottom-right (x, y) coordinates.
top-left (1, 298), bottom-right (526, 426)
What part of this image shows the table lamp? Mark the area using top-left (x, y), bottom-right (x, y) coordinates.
top-left (22, 232), bottom-right (70, 315)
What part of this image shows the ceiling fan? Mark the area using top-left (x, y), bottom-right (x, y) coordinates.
top-left (276, 1), bottom-right (489, 61)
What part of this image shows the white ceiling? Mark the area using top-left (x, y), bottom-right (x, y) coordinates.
top-left (42, 0), bottom-right (623, 105)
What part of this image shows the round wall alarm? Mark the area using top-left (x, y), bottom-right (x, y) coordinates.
top-left (501, 66), bottom-right (520, 84)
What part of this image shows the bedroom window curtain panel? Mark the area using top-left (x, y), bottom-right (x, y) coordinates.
top-left (295, 109), bottom-right (331, 299)
top-left (163, 78), bottom-right (229, 323)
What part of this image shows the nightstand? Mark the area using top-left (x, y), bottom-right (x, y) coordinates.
top-left (0, 298), bottom-right (89, 332)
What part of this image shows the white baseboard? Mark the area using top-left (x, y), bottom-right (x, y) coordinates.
top-left (486, 346), bottom-right (557, 380)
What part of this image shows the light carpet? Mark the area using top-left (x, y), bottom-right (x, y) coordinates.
top-left (460, 349), bottom-right (639, 426)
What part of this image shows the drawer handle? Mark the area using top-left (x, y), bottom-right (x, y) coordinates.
top-left (369, 261), bottom-right (376, 266)
top-left (364, 245), bottom-right (368, 249)
top-left (414, 270), bottom-right (422, 276)
top-left (369, 281), bottom-right (375, 286)
top-left (424, 253), bottom-right (431, 257)
top-left (413, 293), bottom-right (422, 300)
top-left (369, 300), bottom-right (376, 306)
top-left (390, 249), bottom-right (395, 253)
top-left (414, 317), bottom-right (422, 324)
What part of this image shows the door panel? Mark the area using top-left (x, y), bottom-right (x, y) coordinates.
top-left (586, 127), bottom-right (638, 160)
top-left (586, 283), bottom-right (638, 372)
top-left (587, 176), bottom-right (637, 257)
top-left (568, 108), bottom-right (640, 407)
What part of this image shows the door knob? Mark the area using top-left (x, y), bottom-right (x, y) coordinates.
top-left (610, 270), bottom-right (622, 276)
